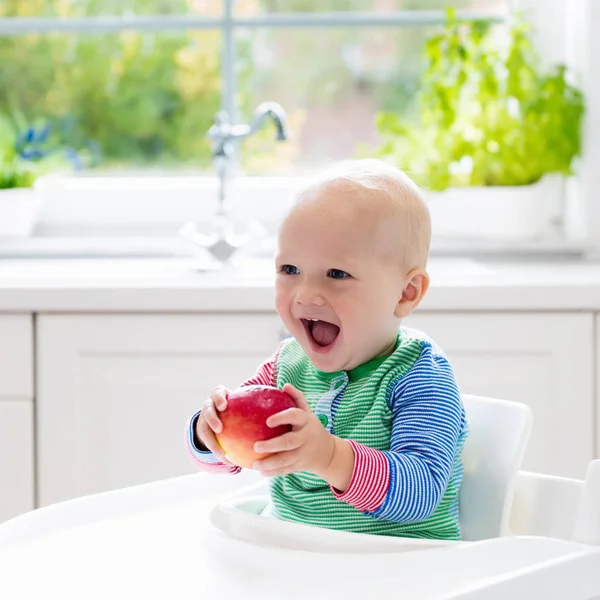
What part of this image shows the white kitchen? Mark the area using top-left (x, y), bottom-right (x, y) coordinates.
top-left (1, 1), bottom-right (600, 598)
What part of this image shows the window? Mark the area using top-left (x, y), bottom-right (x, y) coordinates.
top-left (0, 0), bottom-right (511, 175)
top-left (3, 0), bottom-right (593, 249)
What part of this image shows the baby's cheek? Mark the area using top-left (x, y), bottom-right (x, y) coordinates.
top-left (274, 288), bottom-right (290, 315)
top-left (351, 308), bottom-right (377, 333)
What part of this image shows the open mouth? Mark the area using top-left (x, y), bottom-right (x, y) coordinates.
top-left (300, 318), bottom-right (341, 354)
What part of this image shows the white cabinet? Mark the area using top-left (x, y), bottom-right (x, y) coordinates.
top-left (34, 311), bottom-right (597, 507)
top-left (407, 313), bottom-right (594, 479)
top-left (0, 402), bottom-right (34, 522)
top-left (0, 316), bottom-right (34, 523)
top-left (595, 314), bottom-right (600, 462)
top-left (0, 315), bottom-right (33, 398)
top-left (37, 314), bottom-right (280, 507)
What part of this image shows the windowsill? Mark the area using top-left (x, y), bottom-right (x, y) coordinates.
top-left (31, 174), bottom-right (588, 256)
top-left (33, 175), bottom-right (298, 235)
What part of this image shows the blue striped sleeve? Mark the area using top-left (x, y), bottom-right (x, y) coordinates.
top-left (369, 341), bottom-right (466, 523)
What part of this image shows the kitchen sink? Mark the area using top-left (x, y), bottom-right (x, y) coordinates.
top-left (0, 237), bottom-right (596, 279)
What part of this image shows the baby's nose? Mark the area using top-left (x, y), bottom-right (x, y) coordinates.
top-left (295, 284), bottom-right (326, 307)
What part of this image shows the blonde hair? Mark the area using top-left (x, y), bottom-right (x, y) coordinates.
top-left (293, 159), bottom-right (431, 270)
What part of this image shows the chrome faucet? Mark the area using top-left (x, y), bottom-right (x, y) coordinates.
top-left (207, 102), bottom-right (290, 211)
top-left (208, 101), bottom-right (289, 154)
top-left (180, 102), bottom-right (289, 264)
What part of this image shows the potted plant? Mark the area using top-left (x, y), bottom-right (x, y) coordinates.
top-left (0, 114), bottom-right (44, 238)
top-left (0, 113), bottom-right (93, 238)
top-left (374, 10), bottom-right (585, 241)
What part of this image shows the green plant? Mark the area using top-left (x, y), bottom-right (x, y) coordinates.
top-left (0, 114), bottom-right (40, 189)
top-left (374, 10), bottom-right (585, 191)
top-left (0, 112), bottom-right (93, 189)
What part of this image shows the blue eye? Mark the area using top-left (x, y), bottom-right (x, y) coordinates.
top-left (281, 264), bottom-right (299, 275)
top-left (328, 269), bottom-right (350, 280)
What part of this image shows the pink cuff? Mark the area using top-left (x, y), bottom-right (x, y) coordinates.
top-left (186, 445), bottom-right (241, 475)
top-left (331, 441), bottom-right (389, 512)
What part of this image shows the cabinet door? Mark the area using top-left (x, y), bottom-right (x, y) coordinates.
top-left (595, 314), bottom-right (600, 462)
top-left (0, 402), bottom-right (34, 522)
top-left (0, 315), bottom-right (33, 398)
top-left (406, 313), bottom-right (594, 479)
top-left (37, 314), bottom-right (280, 507)
top-left (0, 316), bottom-right (34, 522)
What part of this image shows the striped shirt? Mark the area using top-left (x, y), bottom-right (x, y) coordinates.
top-left (187, 328), bottom-right (468, 540)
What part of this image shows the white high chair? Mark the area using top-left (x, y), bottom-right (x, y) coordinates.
top-left (208, 394), bottom-right (533, 551)
top-left (0, 395), bottom-right (598, 600)
top-left (460, 394), bottom-right (533, 540)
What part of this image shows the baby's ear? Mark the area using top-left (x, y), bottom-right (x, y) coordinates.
top-left (394, 269), bottom-right (430, 318)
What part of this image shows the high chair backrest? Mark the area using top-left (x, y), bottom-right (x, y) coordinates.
top-left (459, 394), bottom-right (532, 541)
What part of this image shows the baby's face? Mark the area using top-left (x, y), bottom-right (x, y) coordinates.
top-left (275, 194), bottom-right (406, 372)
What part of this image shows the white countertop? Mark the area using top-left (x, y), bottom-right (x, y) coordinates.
top-left (1, 256), bottom-right (600, 312)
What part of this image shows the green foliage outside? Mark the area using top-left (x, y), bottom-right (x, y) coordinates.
top-left (374, 10), bottom-right (585, 190)
top-left (0, 2), bottom-right (583, 189)
top-left (0, 0), bottom-right (222, 187)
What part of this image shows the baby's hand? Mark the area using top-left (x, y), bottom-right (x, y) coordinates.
top-left (195, 385), bottom-right (234, 466)
top-left (252, 384), bottom-right (336, 478)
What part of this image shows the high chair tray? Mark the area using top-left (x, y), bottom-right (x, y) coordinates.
top-left (0, 473), bottom-right (599, 599)
top-left (209, 487), bottom-right (459, 553)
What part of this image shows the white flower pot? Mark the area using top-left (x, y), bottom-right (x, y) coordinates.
top-left (0, 188), bottom-right (42, 238)
top-left (425, 175), bottom-right (563, 241)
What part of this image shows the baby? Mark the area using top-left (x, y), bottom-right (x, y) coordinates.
top-left (186, 159), bottom-right (468, 540)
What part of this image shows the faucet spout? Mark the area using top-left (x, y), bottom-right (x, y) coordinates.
top-left (248, 101), bottom-right (290, 141)
top-left (207, 102), bottom-right (290, 155)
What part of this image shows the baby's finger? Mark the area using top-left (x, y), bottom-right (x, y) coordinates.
top-left (266, 407), bottom-right (307, 429)
top-left (282, 383), bottom-right (310, 411)
top-left (254, 450), bottom-right (297, 475)
top-left (254, 431), bottom-right (302, 455)
top-left (210, 386), bottom-right (229, 412)
top-left (202, 398), bottom-right (223, 433)
top-left (196, 417), bottom-right (218, 449)
top-left (260, 466), bottom-right (295, 477)
top-left (197, 420), bottom-right (233, 466)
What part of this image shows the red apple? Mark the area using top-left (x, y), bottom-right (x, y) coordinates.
top-left (215, 385), bottom-right (296, 469)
